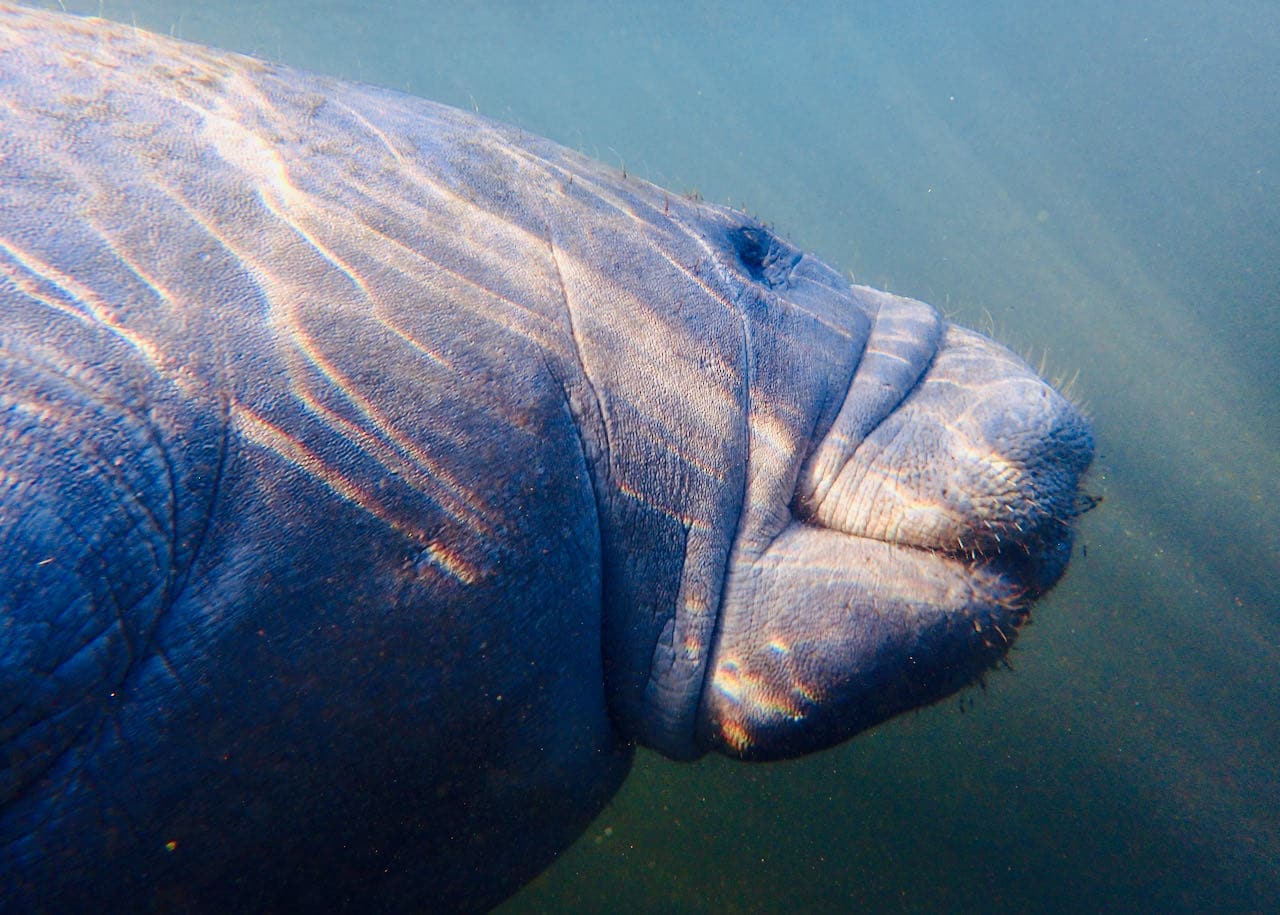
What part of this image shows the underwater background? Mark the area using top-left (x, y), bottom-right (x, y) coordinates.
top-left (27, 1), bottom-right (1279, 910)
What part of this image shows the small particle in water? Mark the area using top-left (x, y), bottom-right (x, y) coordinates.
top-left (1036, 209), bottom-right (1050, 223)
top-left (164, 840), bottom-right (178, 853)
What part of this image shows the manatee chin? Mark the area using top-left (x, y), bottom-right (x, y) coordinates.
top-left (698, 286), bottom-right (1095, 760)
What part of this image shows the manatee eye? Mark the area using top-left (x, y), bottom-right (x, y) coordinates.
top-left (727, 225), bottom-right (802, 289)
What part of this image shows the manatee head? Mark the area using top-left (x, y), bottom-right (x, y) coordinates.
top-left (537, 160), bottom-right (1097, 763)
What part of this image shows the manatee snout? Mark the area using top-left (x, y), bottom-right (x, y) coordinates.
top-left (698, 289), bottom-right (1094, 760)
top-left (802, 321), bottom-right (1094, 595)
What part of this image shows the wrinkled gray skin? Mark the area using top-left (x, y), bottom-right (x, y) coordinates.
top-left (0, 6), bottom-right (1094, 912)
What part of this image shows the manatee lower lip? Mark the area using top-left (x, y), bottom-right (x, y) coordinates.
top-left (930, 484), bottom-right (1098, 601)
top-left (698, 521), bottom-right (1038, 761)
top-left (922, 522), bottom-right (1076, 602)
top-left (977, 526), bottom-right (1077, 599)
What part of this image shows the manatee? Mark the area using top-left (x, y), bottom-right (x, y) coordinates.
top-left (0, 5), bottom-right (1094, 912)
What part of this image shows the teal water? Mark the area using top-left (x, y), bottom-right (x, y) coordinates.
top-left (33, 1), bottom-right (1280, 910)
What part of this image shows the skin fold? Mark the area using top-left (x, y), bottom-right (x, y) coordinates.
top-left (0, 5), bottom-right (1093, 911)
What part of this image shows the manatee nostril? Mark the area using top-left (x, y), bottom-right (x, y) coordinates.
top-left (729, 225), bottom-right (769, 276)
top-left (727, 224), bottom-right (802, 288)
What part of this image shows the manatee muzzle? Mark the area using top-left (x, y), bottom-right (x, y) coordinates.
top-left (697, 287), bottom-right (1095, 760)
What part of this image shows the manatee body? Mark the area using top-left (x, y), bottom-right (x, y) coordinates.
top-left (0, 5), bottom-right (1094, 912)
